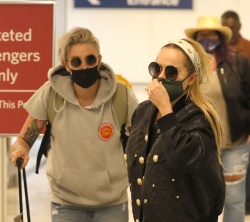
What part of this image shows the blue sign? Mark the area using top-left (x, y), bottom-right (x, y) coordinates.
top-left (75, 0), bottom-right (192, 9)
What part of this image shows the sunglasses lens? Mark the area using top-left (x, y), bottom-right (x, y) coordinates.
top-left (85, 55), bottom-right (97, 66)
top-left (148, 62), bottom-right (161, 77)
top-left (165, 66), bottom-right (178, 81)
top-left (70, 57), bottom-right (82, 68)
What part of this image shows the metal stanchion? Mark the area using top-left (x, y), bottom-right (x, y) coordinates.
top-left (0, 136), bottom-right (7, 222)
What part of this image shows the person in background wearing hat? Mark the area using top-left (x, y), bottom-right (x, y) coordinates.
top-left (185, 15), bottom-right (250, 222)
top-left (221, 10), bottom-right (250, 61)
top-left (221, 11), bottom-right (250, 214)
top-left (126, 38), bottom-right (225, 222)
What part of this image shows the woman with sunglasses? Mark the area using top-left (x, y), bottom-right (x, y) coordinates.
top-left (125, 38), bottom-right (225, 222)
top-left (10, 27), bottom-right (138, 222)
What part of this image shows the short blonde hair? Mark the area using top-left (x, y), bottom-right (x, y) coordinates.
top-left (57, 27), bottom-right (100, 65)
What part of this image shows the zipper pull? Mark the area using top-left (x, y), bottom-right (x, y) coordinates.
top-left (220, 68), bottom-right (224, 75)
top-left (219, 67), bottom-right (227, 85)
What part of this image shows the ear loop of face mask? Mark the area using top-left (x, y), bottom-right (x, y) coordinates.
top-left (70, 55), bottom-right (97, 68)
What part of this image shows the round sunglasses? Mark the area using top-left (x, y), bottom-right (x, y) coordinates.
top-left (148, 62), bottom-right (180, 81)
top-left (68, 54), bottom-right (97, 68)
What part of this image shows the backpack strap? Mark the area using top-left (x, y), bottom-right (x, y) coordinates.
top-left (35, 87), bottom-right (63, 174)
top-left (35, 122), bottom-right (51, 174)
top-left (115, 74), bottom-right (133, 89)
top-left (112, 82), bottom-right (129, 152)
top-left (112, 81), bottom-right (128, 128)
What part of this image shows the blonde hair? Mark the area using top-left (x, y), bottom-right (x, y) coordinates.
top-left (57, 27), bottom-right (100, 65)
top-left (165, 38), bottom-right (224, 164)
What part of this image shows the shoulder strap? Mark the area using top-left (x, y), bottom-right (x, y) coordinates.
top-left (112, 82), bottom-right (128, 127)
top-left (47, 87), bottom-right (64, 124)
top-left (113, 81), bottom-right (129, 152)
top-left (115, 74), bottom-right (133, 89)
top-left (35, 87), bottom-right (63, 174)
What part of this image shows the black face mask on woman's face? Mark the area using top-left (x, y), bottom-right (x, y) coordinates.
top-left (157, 75), bottom-right (190, 102)
top-left (71, 66), bottom-right (100, 88)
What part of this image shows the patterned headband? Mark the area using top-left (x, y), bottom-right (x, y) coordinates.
top-left (166, 39), bottom-right (202, 83)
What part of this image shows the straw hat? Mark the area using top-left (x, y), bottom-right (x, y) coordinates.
top-left (184, 16), bottom-right (232, 42)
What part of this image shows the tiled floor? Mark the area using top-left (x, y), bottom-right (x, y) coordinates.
top-left (5, 84), bottom-right (250, 221)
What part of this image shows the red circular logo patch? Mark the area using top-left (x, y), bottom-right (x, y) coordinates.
top-left (99, 123), bottom-right (114, 141)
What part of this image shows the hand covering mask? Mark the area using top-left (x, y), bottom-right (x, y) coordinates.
top-left (157, 76), bottom-right (189, 102)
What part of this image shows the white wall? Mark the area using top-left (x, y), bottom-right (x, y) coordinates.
top-left (63, 0), bottom-right (250, 84)
top-left (54, 0), bottom-right (67, 65)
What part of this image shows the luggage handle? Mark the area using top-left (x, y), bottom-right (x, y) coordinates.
top-left (16, 158), bottom-right (31, 222)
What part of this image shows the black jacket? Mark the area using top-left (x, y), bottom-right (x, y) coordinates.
top-left (126, 96), bottom-right (225, 222)
top-left (216, 52), bottom-right (250, 144)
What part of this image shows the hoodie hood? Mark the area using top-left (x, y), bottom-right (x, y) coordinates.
top-left (47, 62), bottom-right (117, 109)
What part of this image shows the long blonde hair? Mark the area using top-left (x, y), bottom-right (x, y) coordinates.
top-left (165, 38), bottom-right (224, 163)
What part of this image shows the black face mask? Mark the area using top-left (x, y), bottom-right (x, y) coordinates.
top-left (71, 66), bottom-right (100, 88)
top-left (157, 74), bottom-right (190, 102)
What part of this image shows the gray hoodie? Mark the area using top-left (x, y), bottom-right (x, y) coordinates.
top-left (24, 63), bottom-right (138, 206)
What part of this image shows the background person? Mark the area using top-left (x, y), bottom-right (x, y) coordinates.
top-left (126, 38), bottom-right (225, 222)
top-left (10, 27), bottom-right (138, 222)
top-left (221, 10), bottom-right (250, 214)
top-left (185, 15), bottom-right (250, 222)
top-left (221, 10), bottom-right (250, 61)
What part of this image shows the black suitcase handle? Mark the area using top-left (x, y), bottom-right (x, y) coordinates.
top-left (16, 158), bottom-right (31, 222)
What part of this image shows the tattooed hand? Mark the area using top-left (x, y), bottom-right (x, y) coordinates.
top-left (10, 141), bottom-right (30, 169)
top-left (10, 115), bottom-right (46, 168)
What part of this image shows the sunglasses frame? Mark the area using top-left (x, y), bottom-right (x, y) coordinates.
top-left (148, 62), bottom-right (179, 81)
top-left (67, 54), bottom-right (98, 68)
